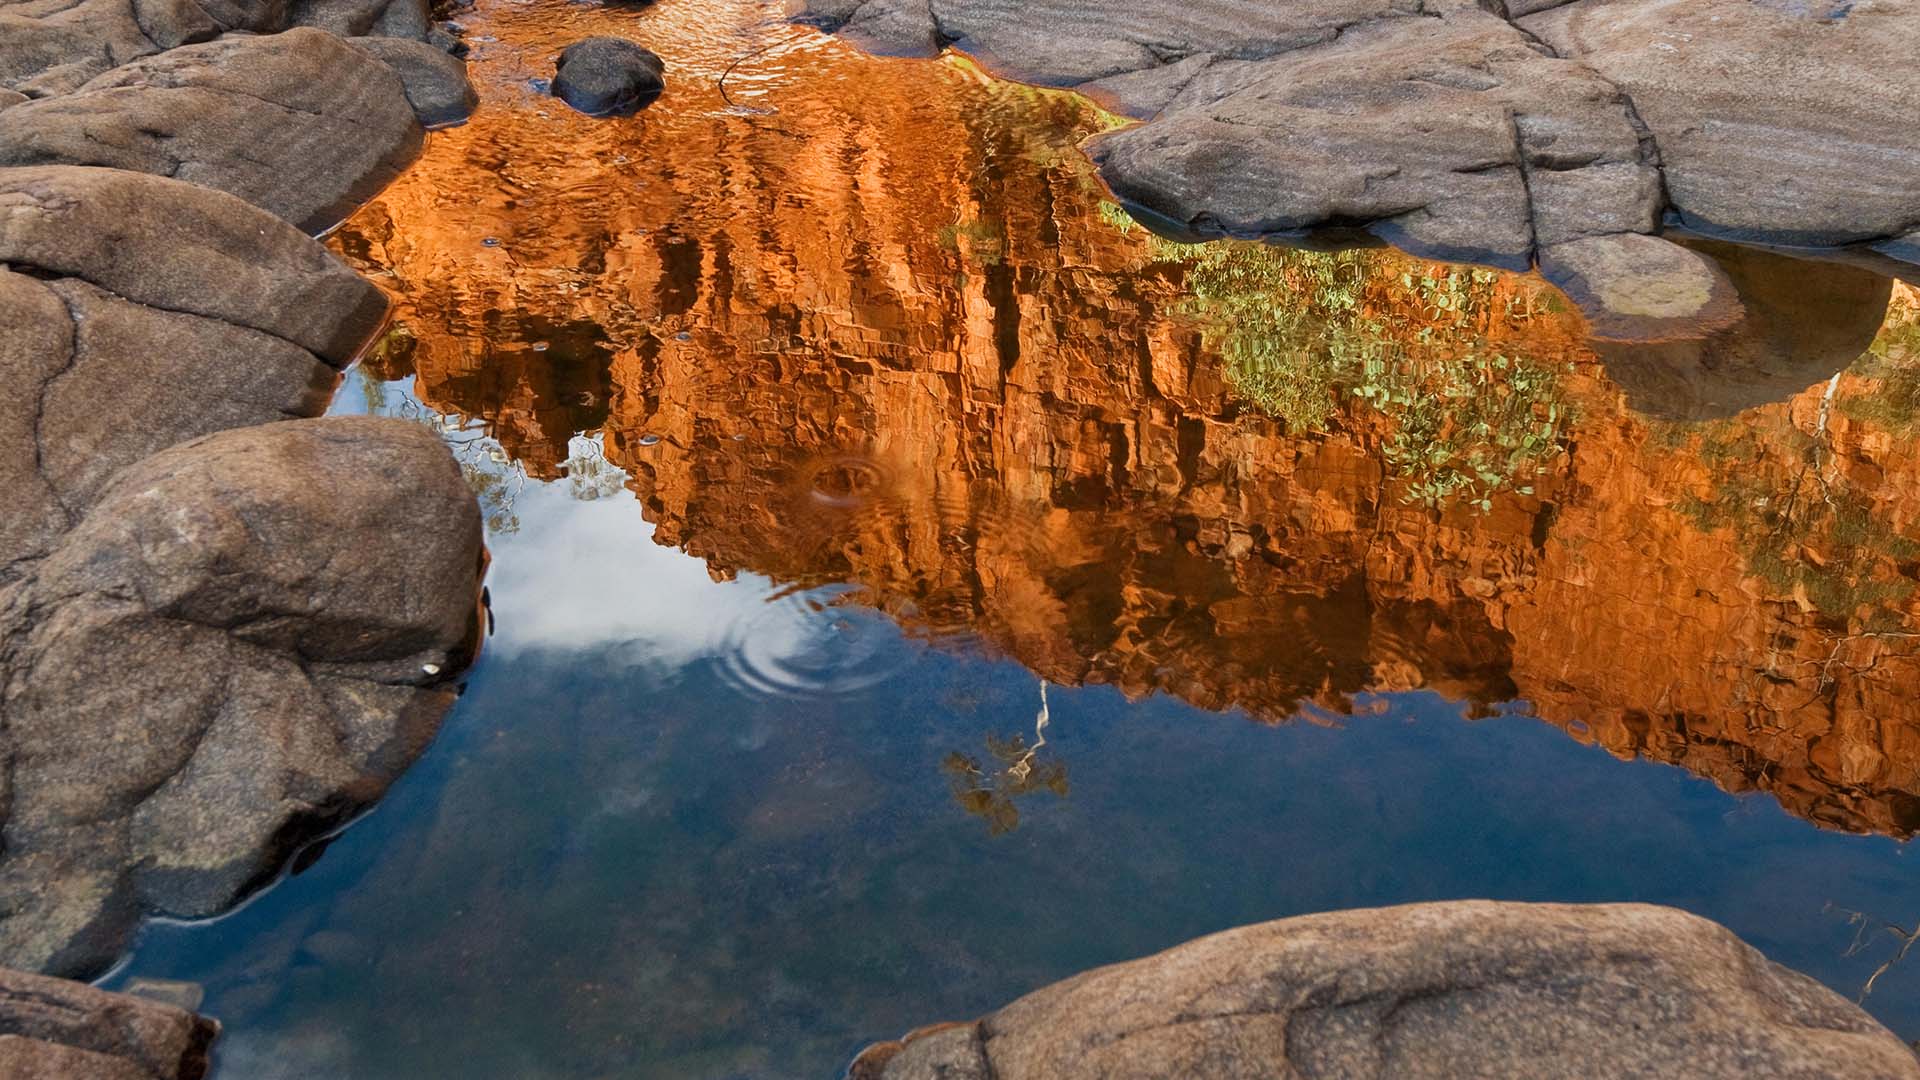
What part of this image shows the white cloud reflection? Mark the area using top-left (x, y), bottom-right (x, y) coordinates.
top-left (482, 479), bottom-right (800, 672)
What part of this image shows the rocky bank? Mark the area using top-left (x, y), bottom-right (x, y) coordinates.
top-left (851, 902), bottom-right (1920, 1079)
top-left (0, 0), bottom-right (487, 1059)
top-left (796, 0), bottom-right (1920, 339)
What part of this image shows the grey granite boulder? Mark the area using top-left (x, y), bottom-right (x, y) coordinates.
top-left (0, 418), bottom-right (485, 978)
top-left (351, 34), bottom-right (478, 127)
top-left (0, 165), bottom-right (388, 575)
top-left (0, 166), bottom-right (483, 978)
top-left (551, 36), bottom-right (664, 117)
top-left (0, 28), bottom-right (424, 234)
top-left (1, 0), bottom-right (438, 97)
top-left (1522, 0), bottom-right (1920, 249)
top-left (851, 902), bottom-right (1920, 1080)
top-left (0, 964), bottom-right (218, 1079)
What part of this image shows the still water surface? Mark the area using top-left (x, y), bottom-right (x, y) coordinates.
top-left (110, 0), bottom-right (1920, 1074)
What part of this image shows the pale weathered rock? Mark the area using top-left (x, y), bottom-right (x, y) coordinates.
top-left (1522, 0), bottom-right (1920, 248)
top-left (0, 964), bottom-right (218, 1079)
top-left (0, 166), bottom-right (389, 365)
top-left (0, 166), bottom-right (480, 978)
top-left (551, 36), bottom-right (664, 117)
top-left (0, 418), bottom-right (485, 977)
top-left (853, 903), bottom-right (1920, 1080)
top-left (351, 34), bottom-right (478, 127)
top-left (1588, 238), bottom-right (1896, 419)
top-left (1537, 232), bottom-right (1742, 342)
top-left (0, 28), bottom-right (425, 234)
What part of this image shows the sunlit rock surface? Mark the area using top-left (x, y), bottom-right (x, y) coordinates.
top-left (850, 902), bottom-right (1920, 1080)
top-left (331, 2), bottom-right (1920, 842)
top-left (794, 0), bottom-right (1920, 337)
top-left (0, 167), bottom-right (484, 978)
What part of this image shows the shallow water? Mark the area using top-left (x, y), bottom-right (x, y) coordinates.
top-left (107, 0), bottom-right (1920, 1074)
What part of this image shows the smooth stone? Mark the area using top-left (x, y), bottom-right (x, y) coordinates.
top-left (0, 28), bottom-right (424, 234)
top-left (1589, 240), bottom-right (1896, 420)
top-left (0, 165), bottom-right (389, 365)
top-left (0, 964), bottom-right (217, 1080)
top-left (0, 166), bottom-right (389, 574)
top-left (551, 36), bottom-right (664, 117)
top-left (351, 35), bottom-right (479, 127)
top-left (1537, 232), bottom-right (1743, 342)
top-left (853, 902), bottom-right (1920, 1080)
top-left (0, 418), bottom-right (484, 978)
top-left (284, 0), bottom-right (430, 39)
top-left (0, 0), bottom-right (221, 96)
top-left (0, 89), bottom-right (28, 110)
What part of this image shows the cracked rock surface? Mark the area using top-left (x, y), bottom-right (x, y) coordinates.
top-left (797, 0), bottom-right (1920, 337)
top-left (851, 902), bottom-right (1920, 1080)
top-left (0, 165), bottom-right (484, 979)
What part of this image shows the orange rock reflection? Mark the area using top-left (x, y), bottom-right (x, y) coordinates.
top-left (333, 0), bottom-right (1920, 836)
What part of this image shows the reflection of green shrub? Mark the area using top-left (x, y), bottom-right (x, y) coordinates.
top-left (1362, 352), bottom-right (1564, 511)
top-left (1105, 203), bottom-right (1575, 509)
top-left (1842, 303), bottom-right (1920, 432)
top-left (1679, 429), bottom-right (1920, 626)
top-left (935, 217), bottom-right (1006, 265)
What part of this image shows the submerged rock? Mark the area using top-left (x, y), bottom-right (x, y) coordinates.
top-left (551, 36), bottom-right (664, 117)
top-left (0, 965), bottom-right (218, 1079)
top-left (0, 28), bottom-right (425, 234)
top-left (851, 902), bottom-right (1920, 1080)
top-left (796, 0), bottom-right (1920, 335)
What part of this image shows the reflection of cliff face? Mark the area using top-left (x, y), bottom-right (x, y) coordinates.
top-left (333, 0), bottom-right (1920, 836)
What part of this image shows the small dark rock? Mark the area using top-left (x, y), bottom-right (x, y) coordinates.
top-left (551, 36), bottom-right (664, 117)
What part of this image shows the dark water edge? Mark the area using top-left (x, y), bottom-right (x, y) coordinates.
top-left (100, 387), bottom-right (1920, 1078)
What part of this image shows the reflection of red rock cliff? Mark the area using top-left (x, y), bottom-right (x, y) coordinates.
top-left (330, 0), bottom-right (1920, 837)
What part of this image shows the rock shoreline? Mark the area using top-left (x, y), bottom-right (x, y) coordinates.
top-left (851, 902), bottom-right (1920, 1080)
top-left (2, 0), bottom-right (487, 1066)
top-left (794, 0), bottom-right (1920, 340)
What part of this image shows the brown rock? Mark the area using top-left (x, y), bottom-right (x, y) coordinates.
top-left (0, 418), bottom-right (484, 977)
top-left (0, 28), bottom-right (424, 234)
top-left (0, 166), bottom-right (387, 573)
top-left (349, 34), bottom-right (478, 128)
top-left (0, 964), bottom-right (217, 1080)
top-left (860, 903), bottom-right (1920, 1080)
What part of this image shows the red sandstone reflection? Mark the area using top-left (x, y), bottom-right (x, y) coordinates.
top-left (332, 0), bottom-right (1920, 837)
